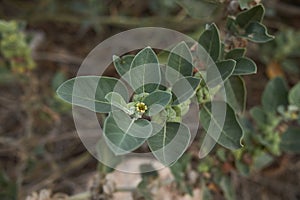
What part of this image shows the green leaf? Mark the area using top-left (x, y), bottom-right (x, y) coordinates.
top-left (151, 120), bottom-right (167, 137)
top-left (262, 77), bottom-right (289, 113)
top-left (200, 102), bottom-right (243, 149)
top-left (250, 106), bottom-right (268, 126)
top-left (282, 59), bottom-right (300, 74)
top-left (166, 41), bottom-right (193, 85)
top-left (242, 22), bottom-right (275, 43)
top-left (224, 76), bottom-right (246, 113)
top-left (201, 181), bottom-right (213, 200)
top-left (226, 17), bottom-right (238, 33)
top-left (232, 57), bottom-right (257, 75)
top-left (225, 48), bottom-right (246, 59)
top-left (235, 160), bottom-right (250, 176)
top-left (135, 163), bottom-right (158, 200)
top-left (170, 154), bottom-right (191, 180)
top-left (103, 111), bottom-right (152, 155)
top-left (207, 59), bottom-right (236, 87)
top-left (281, 127), bottom-right (300, 153)
top-left (220, 42), bottom-right (225, 60)
top-left (0, 172), bottom-right (17, 200)
top-left (96, 138), bottom-right (120, 173)
top-left (173, 99), bottom-right (191, 118)
top-left (105, 92), bottom-right (130, 114)
top-left (176, 0), bottom-right (219, 19)
top-left (147, 122), bottom-right (191, 166)
top-left (252, 152), bottom-right (273, 170)
top-left (170, 154), bottom-right (193, 195)
top-left (238, 0), bottom-right (252, 9)
top-left (56, 76), bottom-right (128, 113)
top-left (289, 83), bottom-right (300, 107)
top-left (143, 90), bottom-right (172, 116)
top-left (158, 66), bottom-right (168, 91)
top-left (136, 180), bottom-right (153, 200)
top-left (139, 163), bottom-right (159, 179)
top-left (137, 166), bottom-right (157, 200)
top-left (171, 76), bottom-right (200, 105)
top-left (235, 4), bottom-right (264, 28)
top-left (129, 47), bottom-right (161, 94)
top-left (198, 23), bottom-right (221, 61)
top-left (108, 110), bottom-right (152, 138)
top-left (220, 176), bottom-right (236, 200)
top-left (52, 71), bottom-right (67, 90)
top-left (137, 164), bottom-right (158, 200)
top-left (113, 55), bottom-right (134, 77)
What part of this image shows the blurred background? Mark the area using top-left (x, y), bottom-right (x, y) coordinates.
top-left (0, 0), bottom-right (300, 199)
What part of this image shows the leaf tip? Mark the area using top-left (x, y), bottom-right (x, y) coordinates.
top-left (112, 55), bottom-right (119, 62)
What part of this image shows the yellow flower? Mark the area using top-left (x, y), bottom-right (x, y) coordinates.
top-left (136, 102), bottom-right (147, 113)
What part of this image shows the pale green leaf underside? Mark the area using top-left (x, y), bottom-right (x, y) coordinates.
top-left (96, 138), bottom-right (120, 169)
top-left (103, 111), bottom-right (152, 155)
top-left (56, 76), bottom-right (128, 113)
top-left (113, 54), bottom-right (134, 77)
top-left (147, 122), bottom-right (191, 166)
top-left (206, 59), bottom-right (236, 87)
top-left (143, 90), bottom-right (172, 116)
top-left (166, 41), bottom-right (193, 85)
top-left (171, 76), bottom-right (200, 105)
top-left (105, 92), bottom-right (130, 114)
top-left (200, 101), bottom-right (243, 149)
top-left (129, 47), bottom-right (161, 94)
